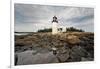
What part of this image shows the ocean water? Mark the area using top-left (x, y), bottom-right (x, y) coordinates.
top-left (15, 33), bottom-right (29, 36)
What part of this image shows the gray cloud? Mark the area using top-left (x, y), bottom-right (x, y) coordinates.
top-left (14, 3), bottom-right (94, 32)
top-left (66, 14), bottom-right (94, 23)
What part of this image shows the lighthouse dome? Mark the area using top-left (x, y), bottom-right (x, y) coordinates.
top-left (52, 16), bottom-right (58, 23)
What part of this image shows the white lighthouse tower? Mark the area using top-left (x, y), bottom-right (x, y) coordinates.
top-left (52, 16), bottom-right (58, 34)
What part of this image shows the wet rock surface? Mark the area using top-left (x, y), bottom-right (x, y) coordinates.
top-left (15, 32), bottom-right (94, 65)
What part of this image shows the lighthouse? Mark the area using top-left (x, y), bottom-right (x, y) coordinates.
top-left (52, 16), bottom-right (58, 34)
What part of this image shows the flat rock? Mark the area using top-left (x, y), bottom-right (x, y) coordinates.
top-left (81, 57), bottom-right (94, 61)
top-left (66, 35), bottom-right (80, 45)
top-left (16, 50), bottom-right (59, 65)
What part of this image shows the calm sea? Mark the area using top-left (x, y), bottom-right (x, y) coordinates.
top-left (15, 33), bottom-right (30, 36)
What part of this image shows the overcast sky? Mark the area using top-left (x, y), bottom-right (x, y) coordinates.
top-left (14, 3), bottom-right (94, 32)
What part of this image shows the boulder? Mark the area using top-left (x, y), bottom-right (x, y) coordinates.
top-left (70, 46), bottom-right (88, 61)
top-left (56, 47), bottom-right (70, 62)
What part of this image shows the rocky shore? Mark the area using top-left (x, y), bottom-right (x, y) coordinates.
top-left (15, 32), bottom-right (94, 65)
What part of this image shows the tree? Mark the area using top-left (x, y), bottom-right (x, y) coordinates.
top-left (66, 27), bottom-right (84, 32)
top-left (38, 28), bottom-right (52, 32)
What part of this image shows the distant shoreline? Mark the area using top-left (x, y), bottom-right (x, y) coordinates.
top-left (15, 32), bottom-right (35, 33)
